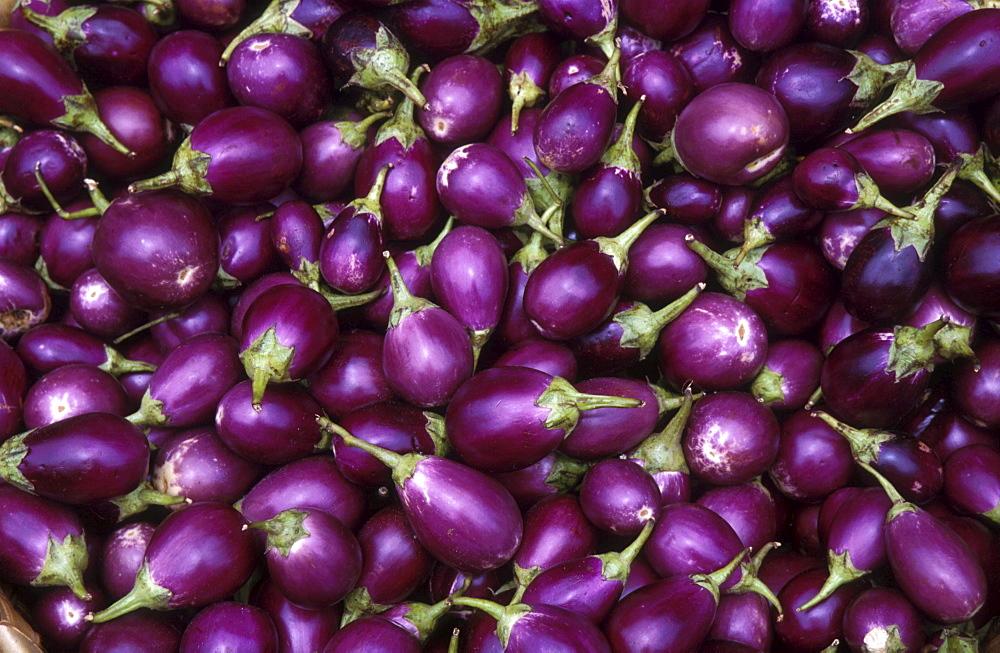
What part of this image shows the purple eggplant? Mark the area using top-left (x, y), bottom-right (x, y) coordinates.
top-left (294, 111), bottom-right (389, 204)
top-left (381, 253), bottom-right (473, 408)
top-left (444, 365), bottom-right (640, 472)
top-left (818, 207), bottom-right (885, 270)
top-left (621, 50), bottom-right (693, 144)
top-left (645, 174), bottom-right (721, 225)
top-left (842, 586), bottom-right (925, 652)
top-left (774, 566), bottom-right (862, 650)
top-left (239, 454), bottom-right (366, 532)
top-left (0, 484), bottom-right (90, 600)
top-left (251, 576), bottom-right (342, 653)
top-left (943, 217), bottom-right (1000, 320)
top-left (100, 521), bottom-right (155, 600)
top-left (147, 30), bottom-right (234, 128)
top-left (130, 106), bottom-right (302, 204)
top-left (860, 461), bottom-right (988, 625)
top-left (218, 0), bottom-right (349, 63)
top-left (179, 602), bottom-right (278, 652)
top-left (707, 592), bottom-right (773, 652)
top-left (623, 223), bottom-right (708, 305)
top-left (728, 0), bottom-right (807, 52)
top-left (2, 128), bottom-right (87, 212)
top-left (806, 0), bottom-right (868, 46)
top-left (19, 4), bottom-right (157, 87)
top-left (320, 428), bottom-right (522, 573)
top-left (668, 14), bottom-right (754, 94)
top-left (696, 479), bottom-right (777, 554)
top-left (943, 444), bottom-right (1000, 525)
top-left (734, 175), bottom-right (825, 264)
top-left (604, 550), bottom-right (747, 652)
top-left (792, 146), bottom-right (911, 217)
top-left (494, 337), bottom-right (578, 381)
top-left (0, 212), bottom-right (41, 266)
top-left (323, 615), bottom-right (420, 653)
top-left (68, 268), bottom-right (141, 340)
top-left (0, 412), bottom-right (148, 504)
top-left (22, 364), bottom-right (128, 429)
top-left (80, 612), bottom-right (181, 652)
top-left (32, 582), bottom-right (106, 650)
top-left (226, 33), bottom-right (331, 128)
top-left (0, 30), bottom-right (131, 155)
top-left (578, 459), bottom-right (658, 536)
top-left (419, 54), bottom-right (503, 145)
top-left (533, 49), bottom-right (621, 174)
top-left (684, 392), bottom-right (780, 486)
top-left (16, 323), bottom-right (156, 376)
top-left (239, 283), bottom-right (338, 406)
top-left (127, 332), bottom-right (243, 427)
top-left (451, 598), bottom-right (611, 653)
top-left (852, 9), bottom-right (1000, 131)
top-left (768, 410), bottom-right (854, 502)
top-left (504, 32), bottom-right (560, 134)
top-left (305, 329), bottom-right (396, 420)
top-left (321, 13), bottom-right (427, 108)
top-left (511, 494), bottom-right (599, 592)
top-left (493, 450), bottom-right (593, 509)
top-left (523, 210), bottom-right (661, 340)
top-left (35, 206), bottom-right (97, 290)
top-left (628, 388), bottom-right (695, 506)
top-left (215, 204), bottom-right (280, 287)
top-left (92, 190), bottom-right (218, 312)
top-left (750, 339), bottom-right (824, 411)
top-left (657, 291), bottom-right (769, 391)
top-left (149, 292), bottom-right (230, 353)
top-left (251, 507), bottom-right (361, 609)
top-left (0, 258), bottom-right (51, 341)
top-left (838, 127), bottom-right (936, 196)
top-left (89, 502), bottom-right (257, 622)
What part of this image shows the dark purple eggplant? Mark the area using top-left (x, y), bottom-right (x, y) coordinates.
top-left (852, 9), bottom-right (1000, 131)
top-left (657, 292), bottom-right (769, 391)
top-left (92, 190), bottom-right (218, 312)
top-left (0, 258), bottom-right (51, 341)
top-left (19, 4), bottom-right (157, 87)
top-left (645, 174), bottom-right (721, 225)
top-left (444, 365), bottom-right (640, 472)
top-left (450, 598), bottom-right (612, 653)
top-left (0, 30), bottom-right (131, 154)
top-left (35, 206), bottom-right (97, 290)
top-left (818, 207), bottom-right (885, 270)
top-left (239, 283), bottom-right (338, 406)
top-left (667, 14), bottom-right (754, 94)
top-left (728, 0), bottom-right (806, 52)
top-left (130, 106), bottom-right (302, 204)
top-left (806, 0), bottom-right (868, 46)
top-left (533, 48), bottom-right (621, 174)
top-left (859, 460), bottom-right (988, 625)
top-left (239, 454), bottom-right (366, 532)
top-left (494, 337), bottom-right (578, 381)
top-left (149, 292), bottom-right (230, 353)
top-left (604, 550), bottom-right (746, 652)
top-left (23, 364), bottom-right (128, 429)
top-left (89, 502), bottom-right (257, 622)
top-left (319, 427), bottom-right (522, 572)
top-left (294, 111), bottom-right (390, 204)
top-left (707, 592), bottom-right (773, 652)
top-left (32, 582), bottom-right (106, 650)
top-left (943, 217), bottom-right (1000, 320)
top-left (218, 0), bottom-right (349, 63)
top-left (768, 410), bottom-right (854, 503)
top-left (578, 459), bottom-right (658, 536)
top-left (2, 128), bottom-right (87, 212)
top-left (251, 507), bottom-right (362, 609)
top-left (842, 586), bottom-right (926, 652)
top-left (792, 146), bottom-right (911, 216)
top-left (305, 329), bottom-right (396, 420)
top-left (251, 576), bottom-right (342, 653)
top-left (733, 175), bottom-right (825, 264)
top-left (147, 30), bottom-right (234, 128)
top-left (323, 615), bottom-right (420, 653)
top-left (0, 212), bottom-right (40, 266)
top-left (504, 32), bottom-right (560, 134)
top-left (215, 204), bottom-right (280, 287)
top-left (0, 484), bottom-right (90, 600)
top-left (152, 426), bottom-right (263, 506)
top-left (750, 339), bottom-right (824, 411)
top-left (69, 269), bottom-right (141, 340)
top-left (321, 13), bottom-right (427, 108)
top-left (80, 612), bottom-right (181, 652)
top-left (0, 338), bottom-right (27, 440)
top-left (493, 450), bottom-right (593, 509)
top-left (128, 332), bottom-right (243, 427)
top-left (16, 323), bottom-right (156, 376)
top-left (226, 33), bottom-right (331, 128)
top-left (943, 444), bottom-right (1000, 525)
top-left (511, 494), bottom-right (599, 593)
top-left (0, 412), bottom-right (148, 504)
top-left (623, 222), bottom-right (708, 305)
top-left (179, 602), bottom-right (279, 652)
top-left (774, 566), bottom-right (862, 650)
top-left (696, 479), bottom-right (777, 553)
top-left (100, 522), bottom-right (154, 600)
top-left (838, 127), bottom-right (936, 196)
top-left (684, 391), bottom-right (780, 486)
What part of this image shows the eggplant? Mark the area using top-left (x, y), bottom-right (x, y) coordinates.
top-left (179, 602), bottom-right (279, 652)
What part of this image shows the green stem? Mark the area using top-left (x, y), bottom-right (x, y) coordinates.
top-left (317, 416), bottom-right (403, 469)
top-left (112, 312), bottom-right (181, 345)
top-left (450, 597), bottom-right (506, 622)
top-left (128, 170), bottom-right (181, 193)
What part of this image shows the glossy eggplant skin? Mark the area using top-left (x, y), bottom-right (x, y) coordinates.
top-left (913, 9), bottom-right (1000, 109)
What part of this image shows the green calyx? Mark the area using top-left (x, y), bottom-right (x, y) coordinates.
top-left (956, 145), bottom-right (1000, 205)
top-left (598, 95), bottom-right (644, 175)
top-left (346, 26), bottom-right (427, 109)
top-left (686, 236), bottom-right (769, 302)
top-left (451, 598), bottom-right (531, 650)
top-left (347, 163), bottom-right (391, 225)
top-left (35, 531), bottom-right (91, 601)
top-left (844, 51), bottom-right (909, 108)
top-left (88, 561), bottom-right (171, 623)
top-left (399, 578), bottom-right (471, 643)
top-left (614, 283), bottom-right (704, 359)
top-left (594, 209), bottom-right (663, 274)
top-left (219, 0), bottom-right (311, 65)
top-left (413, 216), bottom-right (454, 268)
top-left (796, 549), bottom-right (866, 612)
top-left (373, 66), bottom-right (428, 150)
top-left (340, 586), bottom-right (391, 628)
top-left (510, 231), bottom-right (550, 276)
top-left (337, 110), bottom-right (393, 151)
top-left (537, 376), bottom-right (642, 433)
top-left (598, 518), bottom-right (655, 584)
top-left (751, 364), bottom-right (786, 407)
top-left (543, 452), bottom-right (593, 493)
top-left (852, 172), bottom-right (914, 218)
top-left (883, 162), bottom-right (959, 262)
top-left (53, 90), bottom-right (133, 157)
top-left (125, 387), bottom-right (169, 428)
top-left (128, 137), bottom-right (212, 196)
top-left (100, 345), bottom-right (157, 375)
top-left (811, 410), bottom-right (892, 466)
top-left (726, 547), bottom-right (784, 614)
top-left (886, 319), bottom-right (948, 381)
top-left (250, 508), bottom-right (311, 558)
top-left (854, 459), bottom-right (914, 518)
top-left (240, 325), bottom-right (296, 408)
top-left (0, 431), bottom-right (34, 492)
top-left (585, 46), bottom-right (622, 99)
top-left (849, 63), bottom-right (946, 133)
top-left (629, 387), bottom-right (695, 475)
top-left (464, 0), bottom-right (546, 56)
top-left (733, 215), bottom-right (774, 266)
top-left (509, 71), bottom-right (546, 135)
top-left (20, 6), bottom-right (94, 63)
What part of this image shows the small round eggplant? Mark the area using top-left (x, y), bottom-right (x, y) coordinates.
top-left (251, 577), bottom-right (342, 653)
top-left (0, 338), bottom-right (27, 440)
top-left (494, 337), bottom-right (578, 382)
top-left (305, 329), bottom-right (396, 420)
top-left (69, 268), bottom-right (142, 340)
top-left (511, 494), bottom-right (599, 592)
top-left (294, 111), bottom-right (390, 203)
top-left (32, 582), bottom-right (106, 650)
top-left (943, 444), bottom-right (1000, 525)
top-left (622, 223), bottom-right (708, 305)
top-left (323, 615), bottom-right (421, 653)
top-left (451, 598), bottom-right (612, 653)
top-left (419, 54), bottom-right (503, 145)
top-left (179, 602), bottom-right (278, 653)
top-left (100, 521), bottom-right (155, 601)
top-left (697, 480), bottom-right (778, 554)
top-left (81, 85), bottom-right (171, 182)
top-left (668, 14), bottom-right (754, 93)
top-left (768, 410), bottom-right (854, 503)
top-left (493, 450), bottom-right (593, 509)
top-left (774, 567), bottom-right (862, 650)
top-left (504, 32), bottom-right (561, 133)
top-left (89, 502), bottom-right (257, 622)
top-left (750, 339), bottom-right (824, 411)
top-left (147, 30), bottom-right (234, 128)
top-left (2, 128), bottom-right (87, 212)
top-left (80, 612), bottom-right (181, 652)
top-left (22, 364), bottom-right (129, 429)
top-left (684, 392), bottom-right (780, 486)
top-left (578, 459), bottom-right (658, 536)
top-left (841, 587), bottom-right (925, 653)
top-left (152, 426), bottom-right (263, 505)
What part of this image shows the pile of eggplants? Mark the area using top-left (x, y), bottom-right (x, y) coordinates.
top-left (3, 0), bottom-right (1000, 650)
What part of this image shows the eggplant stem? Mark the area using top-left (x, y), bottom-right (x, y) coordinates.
top-left (113, 312), bottom-right (181, 345)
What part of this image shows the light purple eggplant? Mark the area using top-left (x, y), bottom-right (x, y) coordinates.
top-left (179, 601), bottom-right (279, 653)
top-left (696, 479), bottom-right (777, 554)
top-left (493, 450), bottom-right (593, 509)
top-left (239, 283), bottom-right (338, 406)
top-left (519, 519), bottom-right (653, 623)
top-left (493, 337), bottom-right (578, 382)
top-left (841, 586), bottom-right (925, 652)
top-left (100, 521), bottom-right (155, 600)
top-left (92, 190), bottom-right (218, 312)
top-left (860, 460), bottom-right (987, 625)
top-left (152, 426), bottom-right (264, 505)
top-left (578, 459), bottom-right (659, 536)
top-left (0, 412), bottom-right (148, 504)
top-left (320, 429), bottom-right (522, 573)
top-left (750, 339), bottom-right (824, 411)
top-left (80, 612), bottom-right (181, 652)
top-left (430, 225), bottom-right (508, 360)
top-left (0, 484), bottom-right (91, 600)
top-left (0, 30), bottom-right (131, 155)
top-left (604, 550), bottom-right (747, 653)
top-left (418, 54), bottom-right (503, 145)
top-left (22, 364), bottom-right (128, 429)
top-left (768, 410), bottom-right (854, 503)
top-left (943, 444), bottom-right (1000, 525)
top-left (0, 258), bottom-right (51, 341)
top-left (251, 576), bottom-right (342, 653)
top-left (523, 210), bottom-right (661, 340)
top-left (129, 106), bottom-right (302, 204)
top-left (89, 502), bottom-right (257, 622)
top-left (684, 392), bottom-right (780, 486)
top-left (381, 253), bottom-right (474, 408)
top-left (68, 268), bottom-right (141, 340)
top-left (444, 365), bottom-right (640, 472)
top-left (533, 49), bottom-right (621, 174)
top-left (511, 494), bottom-right (599, 593)
top-left (294, 111), bottom-right (390, 203)
top-left (251, 507), bottom-right (362, 609)
top-left (128, 332), bottom-right (244, 427)
top-left (628, 387), bottom-right (695, 507)
top-left (451, 598), bottom-right (611, 653)
top-left (215, 379), bottom-right (326, 466)
top-left (852, 9), bottom-right (1000, 131)
top-left (226, 33), bottom-right (331, 128)
top-left (774, 567), bottom-right (863, 650)
top-left (305, 329), bottom-right (396, 420)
